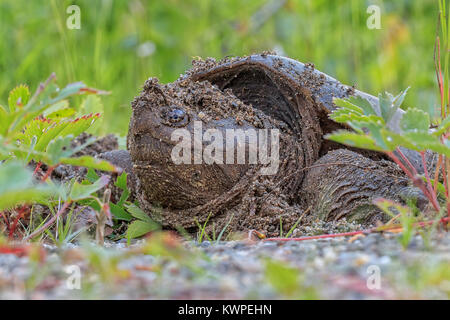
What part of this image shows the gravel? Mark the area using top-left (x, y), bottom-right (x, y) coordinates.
top-left (0, 232), bottom-right (449, 299)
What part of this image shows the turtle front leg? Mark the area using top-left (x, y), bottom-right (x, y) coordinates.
top-left (300, 149), bottom-right (429, 226)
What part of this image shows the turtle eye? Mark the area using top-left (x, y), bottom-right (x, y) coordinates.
top-left (161, 106), bottom-right (189, 127)
top-left (168, 108), bottom-right (186, 123)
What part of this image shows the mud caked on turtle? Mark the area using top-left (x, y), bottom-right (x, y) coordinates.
top-left (102, 54), bottom-right (431, 237)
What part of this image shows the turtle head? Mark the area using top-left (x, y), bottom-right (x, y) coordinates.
top-left (127, 79), bottom-right (249, 210)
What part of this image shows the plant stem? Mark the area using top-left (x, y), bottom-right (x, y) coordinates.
top-left (23, 201), bottom-right (71, 242)
top-left (264, 217), bottom-right (450, 242)
top-left (387, 151), bottom-right (440, 212)
top-left (41, 164), bottom-right (58, 182)
top-left (33, 162), bottom-right (42, 175)
top-left (388, 151), bottom-right (414, 179)
top-left (8, 205), bottom-right (30, 239)
top-left (433, 155), bottom-right (443, 193)
top-left (446, 156), bottom-right (450, 218)
top-left (421, 151), bottom-right (440, 210)
top-left (396, 147), bottom-right (419, 176)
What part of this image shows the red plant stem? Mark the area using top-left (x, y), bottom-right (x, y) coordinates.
top-left (443, 154), bottom-right (450, 218)
top-left (8, 205), bottom-right (30, 239)
top-left (22, 201), bottom-right (71, 242)
top-left (41, 164), bottom-right (58, 182)
top-left (420, 151), bottom-right (440, 211)
top-left (433, 155), bottom-right (442, 193)
top-left (28, 73), bottom-right (56, 106)
top-left (264, 230), bottom-right (368, 242)
top-left (442, 156), bottom-right (449, 198)
top-left (387, 151), bottom-right (414, 179)
top-left (264, 217), bottom-right (450, 242)
top-left (396, 147), bottom-right (419, 176)
top-left (441, 157), bottom-right (450, 219)
top-left (435, 37), bottom-right (445, 116)
top-left (387, 151), bottom-right (440, 212)
top-left (0, 246), bottom-right (30, 256)
top-left (33, 162), bottom-right (42, 175)
top-left (414, 216), bottom-right (449, 228)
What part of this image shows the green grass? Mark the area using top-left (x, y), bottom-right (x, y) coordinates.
top-left (0, 0), bottom-right (442, 135)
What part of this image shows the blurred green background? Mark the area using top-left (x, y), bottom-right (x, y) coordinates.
top-left (0, 0), bottom-right (442, 135)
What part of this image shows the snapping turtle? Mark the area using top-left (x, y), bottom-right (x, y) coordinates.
top-left (107, 54), bottom-right (430, 236)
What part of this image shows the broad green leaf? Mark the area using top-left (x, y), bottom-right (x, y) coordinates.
top-left (0, 189), bottom-right (52, 211)
top-left (331, 112), bottom-right (380, 124)
top-left (325, 131), bottom-right (385, 152)
top-left (127, 220), bottom-right (160, 240)
top-left (348, 96), bottom-right (378, 116)
top-left (46, 135), bottom-right (74, 164)
top-left (8, 85), bottom-right (30, 112)
top-left (333, 96), bottom-right (378, 118)
top-left (382, 130), bottom-right (419, 151)
top-left (378, 92), bottom-right (395, 123)
top-left (393, 87), bottom-right (410, 110)
top-left (1, 136), bottom-right (117, 173)
top-left (43, 100), bottom-right (75, 119)
top-left (42, 99), bottom-right (68, 115)
top-left (80, 95), bottom-right (103, 114)
top-left (86, 168), bottom-right (100, 183)
top-left (0, 162), bottom-right (33, 194)
top-left (114, 172), bottom-right (130, 205)
top-left (33, 121), bottom-right (71, 152)
top-left (25, 80), bottom-right (58, 111)
top-left (20, 118), bottom-right (55, 147)
top-left (78, 198), bottom-right (101, 212)
top-left (43, 134), bottom-right (96, 166)
top-left (45, 179), bottom-right (71, 203)
top-left (46, 82), bottom-right (86, 106)
top-left (12, 80), bottom-right (87, 135)
top-left (69, 175), bottom-right (110, 201)
top-left (378, 89), bottom-right (409, 124)
top-left (29, 115), bottom-right (98, 154)
top-left (0, 138), bottom-right (48, 163)
top-left (433, 115), bottom-right (450, 136)
top-left (400, 108), bottom-right (430, 132)
top-left (9, 81), bottom-right (60, 134)
top-left (364, 122), bottom-right (388, 149)
top-left (405, 132), bottom-right (450, 156)
top-left (45, 107), bottom-right (76, 119)
top-left (115, 171), bottom-right (128, 190)
top-left (110, 202), bottom-right (133, 221)
top-left (60, 156), bottom-right (119, 172)
top-left (125, 203), bottom-right (152, 222)
top-left (80, 95), bottom-right (104, 134)
top-left (332, 98), bottom-right (364, 115)
top-left (0, 162), bottom-right (53, 210)
top-left (344, 121), bottom-right (389, 150)
top-left (58, 113), bottom-right (100, 138)
top-left (0, 107), bottom-right (12, 136)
